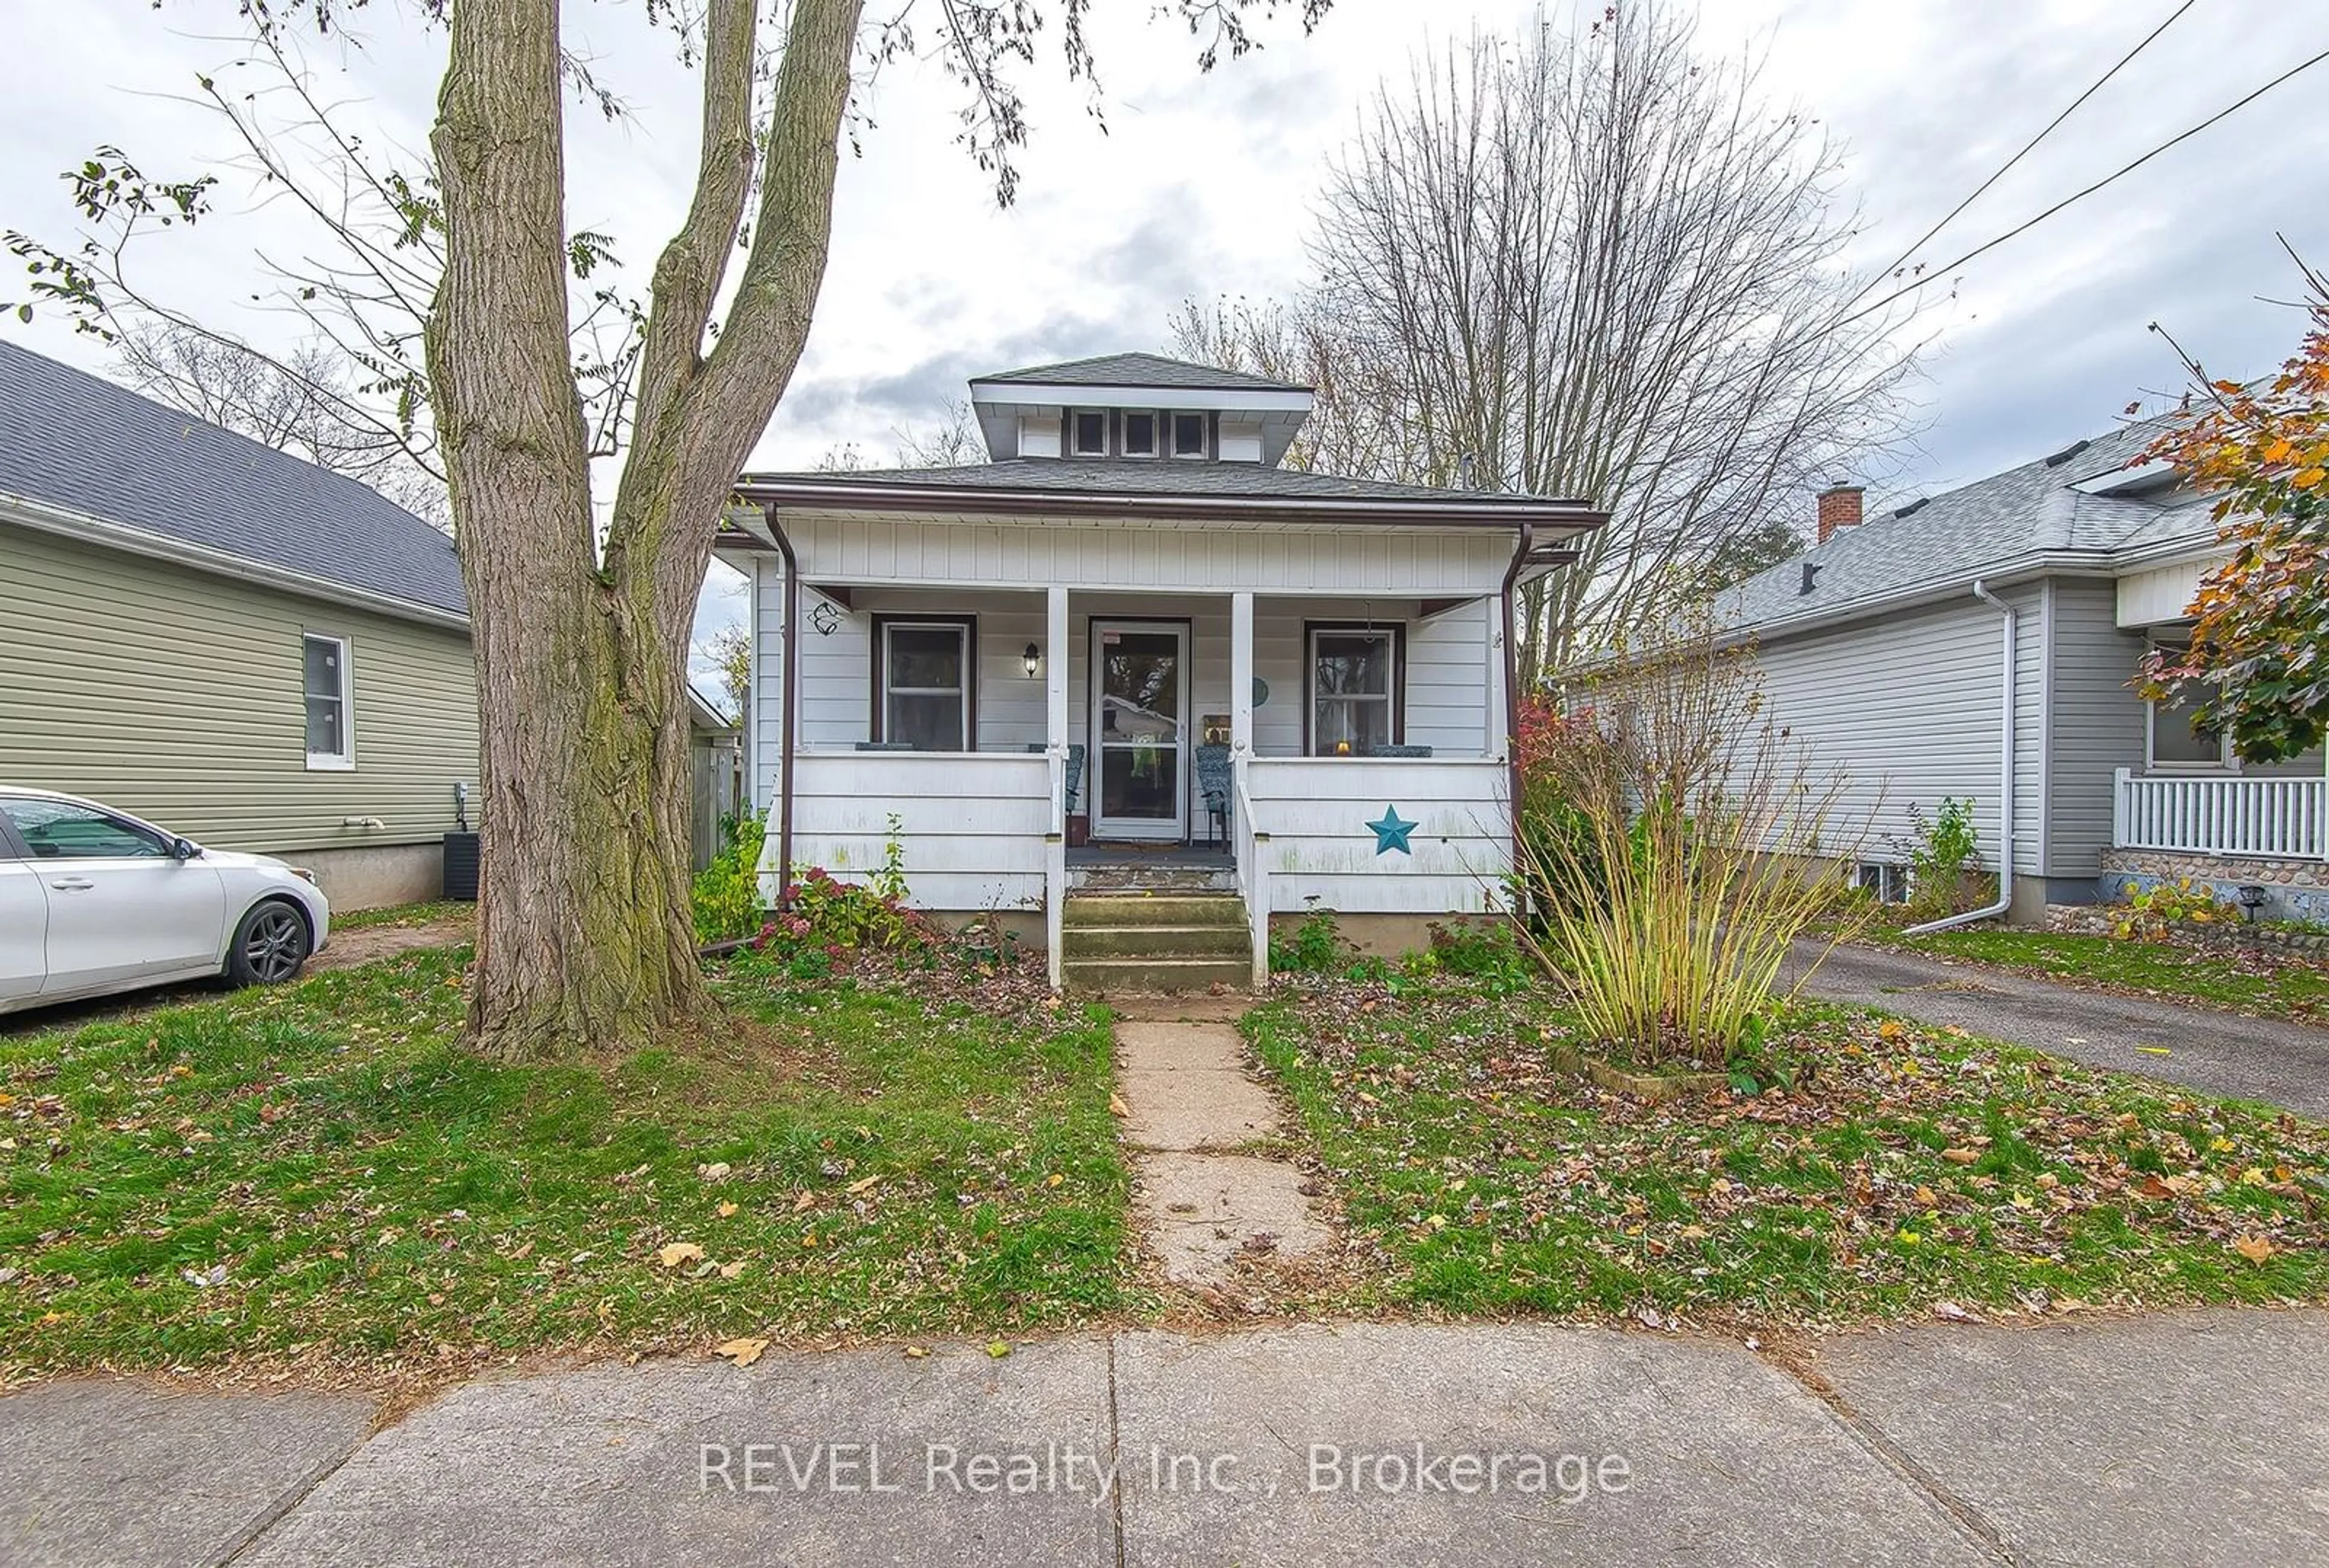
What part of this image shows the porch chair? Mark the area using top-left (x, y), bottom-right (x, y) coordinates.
top-left (1193, 743), bottom-right (1233, 850)
top-left (1029, 742), bottom-right (1088, 816)
top-left (1359, 743), bottom-right (1434, 758)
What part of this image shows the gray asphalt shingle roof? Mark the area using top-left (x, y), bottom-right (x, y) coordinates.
top-left (1722, 414), bottom-right (2216, 631)
top-left (0, 338), bottom-right (466, 619)
top-left (970, 352), bottom-right (1309, 394)
top-left (742, 457), bottom-right (1580, 507)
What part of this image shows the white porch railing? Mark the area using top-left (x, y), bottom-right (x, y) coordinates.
top-left (785, 751), bottom-right (1052, 909)
top-left (1243, 756), bottom-right (1513, 914)
top-left (2112, 769), bottom-right (2329, 861)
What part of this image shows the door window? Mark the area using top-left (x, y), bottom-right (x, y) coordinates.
top-left (1096, 627), bottom-right (1184, 829)
top-left (0, 798), bottom-right (170, 860)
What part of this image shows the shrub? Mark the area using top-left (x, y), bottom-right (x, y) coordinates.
top-left (1422, 920), bottom-right (1534, 994)
top-left (761, 821), bottom-right (935, 955)
top-left (691, 809), bottom-right (768, 944)
top-left (1515, 628), bottom-right (1877, 1066)
top-left (2111, 877), bottom-right (2237, 942)
top-left (1904, 796), bottom-right (1985, 919)
top-left (1271, 902), bottom-right (1350, 974)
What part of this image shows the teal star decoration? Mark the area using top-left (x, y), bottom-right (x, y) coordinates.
top-left (1367, 806), bottom-right (1417, 856)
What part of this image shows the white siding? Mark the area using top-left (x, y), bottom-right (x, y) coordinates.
top-left (1408, 599), bottom-right (1492, 758)
top-left (1246, 758), bottom-right (1510, 914)
top-left (2116, 555), bottom-right (2223, 628)
top-left (1750, 594), bottom-right (2036, 875)
top-left (773, 753), bottom-right (1048, 911)
top-left (784, 513), bottom-right (1513, 597)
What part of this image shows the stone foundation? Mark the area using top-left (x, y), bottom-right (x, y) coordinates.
top-left (2097, 850), bottom-right (2329, 927)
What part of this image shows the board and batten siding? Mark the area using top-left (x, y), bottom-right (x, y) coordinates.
top-left (0, 522), bottom-right (476, 855)
top-left (1749, 591), bottom-right (2036, 876)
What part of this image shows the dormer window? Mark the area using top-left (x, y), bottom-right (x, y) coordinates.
top-left (1172, 412), bottom-right (1206, 459)
top-left (1071, 410), bottom-right (1107, 457)
top-left (1121, 411), bottom-right (1157, 457)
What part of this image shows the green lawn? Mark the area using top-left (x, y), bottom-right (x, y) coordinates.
top-left (1247, 977), bottom-right (2329, 1326)
top-left (0, 946), bottom-right (1135, 1379)
top-left (1888, 927), bottom-right (2328, 1023)
top-left (331, 900), bottom-right (472, 934)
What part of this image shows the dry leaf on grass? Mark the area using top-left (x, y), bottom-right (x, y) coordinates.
top-left (715, 1337), bottom-right (769, 1367)
top-left (656, 1242), bottom-right (704, 1269)
top-left (846, 1175), bottom-right (882, 1196)
top-left (717, 1201), bottom-right (739, 1219)
top-left (1108, 1093), bottom-right (1130, 1117)
top-left (2234, 1235), bottom-right (2278, 1263)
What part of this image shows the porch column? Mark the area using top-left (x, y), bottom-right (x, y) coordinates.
top-left (1230, 591), bottom-right (1254, 756)
top-left (1230, 591), bottom-right (1266, 985)
top-left (1045, 584), bottom-right (1069, 990)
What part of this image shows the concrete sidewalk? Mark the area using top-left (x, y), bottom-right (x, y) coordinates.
top-left (1789, 940), bottom-right (2329, 1119)
top-left (7, 1310), bottom-right (2325, 1566)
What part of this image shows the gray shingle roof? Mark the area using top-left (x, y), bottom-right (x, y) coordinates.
top-left (742, 457), bottom-right (1580, 507)
top-left (0, 338), bottom-right (466, 618)
top-left (1722, 414), bottom-right (2217, 631)
top-left (971, 352), bottom-right (1309, 394)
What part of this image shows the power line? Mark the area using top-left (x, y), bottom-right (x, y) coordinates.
top-left (1832, 41), bottom-right (2329, 339)
top-left (1855, 0), bottom-right (2202, 308)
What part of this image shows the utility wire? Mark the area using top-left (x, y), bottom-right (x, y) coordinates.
top-left (1853, 0), bottom-right (2203, 309)
top-left (1830, 41), bottom-right (2329, 339)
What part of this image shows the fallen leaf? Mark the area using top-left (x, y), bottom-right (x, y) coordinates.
top-left (1941, 1148), bottom-right (1978, 1165)
top-left (717, 1201), bottom-right (739, 1219)
top-left (2233, 1235), bottom-right (2277, 1264)
top-left (1044, 1173), bottom-right (1065, 1188)
top-left (656, 1242), bottom-right (704, 1268)
top-left (698, 1162), bottom-right (733, 1181)
top-left (986, 1339), bottom-right (1012, 1359)
top-left (846, 1175), bottom-right (882, 1196)
top-left (904, 1345), bottom-right (932, 1359)
top-left (718, 1260), bottom-right (747, 1280)
top-left (1108, 1093), bottom-right (1130, 1118)
top-left (715, 1336), bottom-right (768, 1367)
top-left (1914, 1186), bottom-right (1938, 1207)
top-left (1932, 1300), bottom-right (1980, 1324)
top-left (793, 1192), bottom-right (815, 1212)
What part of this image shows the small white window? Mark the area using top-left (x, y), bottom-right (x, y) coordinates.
top-left (1070, 411), bottom-right (1108, 457)
top-left (879, 620), bottom-right (972, 752)
top-left (1120, 411), bottom-right (1157, 458)
top-left (1309, 627), bottom-right (1398, 756)
top-left (1171, 412), bottom-right (1206, 459)
top-left (303, 633), bottom-right (354, 770)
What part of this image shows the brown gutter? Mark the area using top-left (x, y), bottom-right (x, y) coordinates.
top-left (761, 502), bottom-right (801, 910)
top-left (734, 475), bottom-right (1607, 533)
top-left (1502, 522), bottom-right (1535, 887)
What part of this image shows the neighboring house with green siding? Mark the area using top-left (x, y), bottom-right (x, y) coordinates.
top-left (0, 339), bottom-right (477, 909)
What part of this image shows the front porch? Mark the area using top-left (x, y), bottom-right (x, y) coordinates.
top-left (2108, 768), bottom-right (2328, 923)
top-left (764, 583), bottom-right (1517, 988)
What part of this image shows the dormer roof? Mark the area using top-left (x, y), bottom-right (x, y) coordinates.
top-left (972, 351), bottom-right (1308, 394)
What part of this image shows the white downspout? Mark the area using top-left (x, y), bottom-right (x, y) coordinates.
top-left (1904, 579), bottom-right (2017, 934)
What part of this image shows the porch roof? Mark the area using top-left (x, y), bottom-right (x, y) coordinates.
top-left (731, 460), bottom-right (1605, 533)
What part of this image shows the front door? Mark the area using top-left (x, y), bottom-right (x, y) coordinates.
top-left (1091, 621), bottom-right (1188, 842)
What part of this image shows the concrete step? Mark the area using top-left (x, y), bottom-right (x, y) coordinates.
top-left (1063, 956), bottom-right (1253, 995)
top-left (1064, 894), bottom-right (1246, 930)
top-left (1068, 864), bottom-right (1238, 893)
top-left (1062, 922), bottom-right (1251, 960)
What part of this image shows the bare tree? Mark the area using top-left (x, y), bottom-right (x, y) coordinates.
top-left (115, 322), bottom-right (451, 527)
top-left (10, 0), bottom-right (1331, 1060)
top-left (815, 397), bottom-right (989, 472)
top-left (1184, 4), bottom-right (1924, 684)
top-left (1168, 295), bottom-right (1411, 479)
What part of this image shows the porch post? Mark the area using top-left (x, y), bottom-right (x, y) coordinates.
top-left (1046, 584), bottom-right (1069, 990)
top-left (1231, 591), bottom-right (1266, 984)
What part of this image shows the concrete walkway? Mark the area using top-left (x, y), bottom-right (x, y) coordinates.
top-left (6, 1310), bottom-right (2325, 1566)
top-left (1789, 940), bottom-right (2329, 1119)
top-left (1110, 997), bottom-right (1329, 1287)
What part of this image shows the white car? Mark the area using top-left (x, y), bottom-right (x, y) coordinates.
top-left (0, 787), bottom-right (332, 1016)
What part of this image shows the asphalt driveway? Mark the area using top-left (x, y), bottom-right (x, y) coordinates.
top-left (1788, 940), bottom-right (2329, 1119)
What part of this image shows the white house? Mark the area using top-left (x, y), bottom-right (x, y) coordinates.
top-left (714, 352), bottom-right (1603, 989)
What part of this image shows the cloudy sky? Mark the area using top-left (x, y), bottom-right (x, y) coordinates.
top-left (4, 0), bottom-right (2324, 675)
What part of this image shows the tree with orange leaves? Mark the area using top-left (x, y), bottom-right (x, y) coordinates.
top-left (2140, 254), bottom-right (2328, 764)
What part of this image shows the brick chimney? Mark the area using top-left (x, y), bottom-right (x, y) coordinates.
top-left (1816, 483), bottom-right (1864, 545)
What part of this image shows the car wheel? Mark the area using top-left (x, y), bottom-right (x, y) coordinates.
top-left (227, 900), bottom-right (312, 986)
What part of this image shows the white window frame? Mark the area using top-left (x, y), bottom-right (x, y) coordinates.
top-left (2142, 638), bottom-right (2236, 772)
top-left (1307, 625), bottom-right (1400, 757)
top-left (1118, 409), bottom-right (1158, 460)
top-left (1170, 411), bottom-right (1208, 460)
top-left (878, 619), bottom-right (973, 753)
top-left (1069, 409), bottom-right (1109, 457)
top-left (303, 631), bottom-right (355, 771)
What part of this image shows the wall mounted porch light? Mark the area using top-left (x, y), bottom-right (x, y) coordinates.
top-left (1024, 642), bottom-right (1043, 679)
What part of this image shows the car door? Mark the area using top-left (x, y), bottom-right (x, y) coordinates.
top-left (0, 821), bottom-right (45, 1006)
top-left (0, 796), bottom-right (226, 992)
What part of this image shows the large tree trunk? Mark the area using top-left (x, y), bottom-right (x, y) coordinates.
top-left (427, 0), bottom-right (861, 1060)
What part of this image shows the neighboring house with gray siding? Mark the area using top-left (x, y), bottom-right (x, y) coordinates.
top-left (0, 339), bottom-right (477, 909)
top-left (1719, 416), bottom-right (2326, 924)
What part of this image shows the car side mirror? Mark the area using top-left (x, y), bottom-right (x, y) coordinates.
top-left (171, 837), bottom-right (202, 861)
